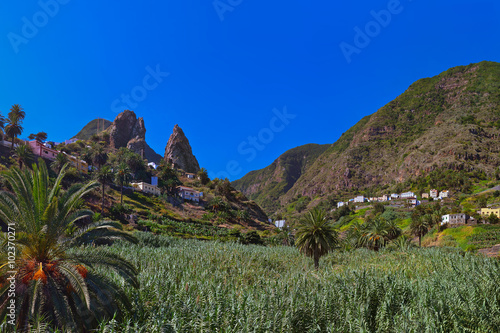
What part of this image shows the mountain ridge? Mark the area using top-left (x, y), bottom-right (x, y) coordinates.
top-left (233, 61), bottom-right (500, 214)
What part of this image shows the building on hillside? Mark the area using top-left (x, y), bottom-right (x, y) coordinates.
top-left (337, 202), bottom-right (346, 208)
top-left (382, 194), bottom-right (389, 201)
top-left (441, 213), bottom-right (474, 226)
top-left (354, 196), bottom-right (365, 203)
top-left (275, 220), bottom-right (286, 229)
top-left (29, 140), bottom-right (59, 161)
top-left (408, 198), bottom-right (420, 207)
top-left (480, 208), bottom-right (500, 218)
top-left (65, 138), bottom-right (78, 145)
top-left (430, 189), bottom-right (438, 198)
top-left (63, 152), bottom-right (88, 174)
top-left (186, 173), bottom-right (196, 179)
top-left (177, 186), bottom-right (203, 202)
top-left (131, 182), bottom-right (161, 196)
top-left (401, 191), bottom-right (416, 199)
top-left (439, 190), bottom-right (449, 198)
top-left (422, 193), bottom-right (429, 199)
top-left (391, 193), bottom-right (400, 199)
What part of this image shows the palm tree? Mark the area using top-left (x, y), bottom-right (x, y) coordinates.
top-left (95, 165), bottom-right (114, 213)
top-left (0, 160), bottom-right (138, 332)
top-left (410, 215), bottom-right (431, 247)
top-left (0, 112), bottom-right (5, 141)
top-left (92, 144), bottom-right (108, 169)
top-left (51, 152), bottom-right (69, 174)
top-left (115, 162), bottom-right (131, 205)
top-left (295, 208), bottom-right (339, 269)
top-left (81, 146), bottom-right (94, 173)
top-left (13, 143), bottom-right (34, 169)
top-left (5, 104), bottom-right (26, 149)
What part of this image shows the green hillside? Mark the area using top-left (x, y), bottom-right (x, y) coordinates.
top-left (236, 61), bottom-right (500, 214)
top-left (232, 143), bottom-right (329, 214)
top-left (73, 118), bottom-right (112, 140)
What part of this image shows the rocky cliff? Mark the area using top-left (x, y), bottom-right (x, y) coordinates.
top-left (164, 124), bottom-right (200, 173)
top-left (107, 110), bottom-right (162, 163)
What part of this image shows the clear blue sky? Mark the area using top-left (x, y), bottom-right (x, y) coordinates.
top-left (1, 0), bottom-right (499, 180)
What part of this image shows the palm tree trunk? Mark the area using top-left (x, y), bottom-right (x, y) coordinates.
top-left (314, 253), bottom-right (320, 270)
top-left (120, 182), bottom-right (124, 205)
top-left (11, 136), bottom-right (15, 150)
top-left (101, 182), bottom-right (105, 214)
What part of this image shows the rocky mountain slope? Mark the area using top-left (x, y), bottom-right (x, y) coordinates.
top-left (164, 124), bottom-right (200, 173)
top-left (232, 144), bottom-right (329, 213)
top-left (234, 61), bottom-right (500, 213)
top-left (73, 118), bottom-right (112, 140)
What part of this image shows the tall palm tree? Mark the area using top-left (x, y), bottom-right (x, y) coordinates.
top-left (5, 104), bottom-right (26, 149)
top-left (51, 152), bottom-right (69, 174)
top-left (13, 143), bottom-right (34, 169)
top-left (95, 165), bottom-right (114, 213)
top-left (295, 208), bottom-right (338, 269)
top-left (410, 215), bottom-right (431, 247)
top-left (0, 112), bottom-right (5, 141)
top-left (92, 144), bottom-right (108, 169)
top-left (81, 146), bottom-right (94, 174)
top-left (0, 160), bottom-right (138, 332)
top-left (115, 162), bottom-right (131, 205)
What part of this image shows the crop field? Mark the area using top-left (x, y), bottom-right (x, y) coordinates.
top-left (85, 233), bottom-right (500, 332)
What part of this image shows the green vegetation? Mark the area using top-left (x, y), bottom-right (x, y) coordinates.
top-left (0, 161), bottom-right (138, 331)
top-left (73, 118), bottom-right (112, 140)
top-left (60, 236), bottom-right (500, 332)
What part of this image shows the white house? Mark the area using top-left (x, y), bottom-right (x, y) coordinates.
top-left (430, 189), bottom-right (438, 198)
top-left (401, 191), bottom-right (416, 199)
top-left (439, 190), bottom-right (449, 198)
top-left (177, 186), bottom-right (203, 202)
top-left (337, 202), bottom-right (346, 208)
top-left (391, 193), bottom-right (400, 199)
top-left (131, 182), bottom-right (161, 196)
top-left (354, 196), bottom-right (365, 203)
top-left (186, 173), bottom-right (196, 179)
top-left (275, 220), bottom-right (286, 228)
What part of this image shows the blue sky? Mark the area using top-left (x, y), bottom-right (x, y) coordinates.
top-left (1, 0), bottom-right (499, 180)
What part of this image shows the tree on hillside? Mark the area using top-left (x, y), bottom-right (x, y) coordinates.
top-left (115, 162), bottom-right (131, 205)
top-left (0, 112), bottom-right (5, 141)
top-left (13, 143), bottom-right (34, 169)
top-left (28, 131), bottom-right (48, 142)
top-left (197, 168), bottom-right (210, 185)
top-left (92, 143), bottom-right (108, 169)
top-left (5, 104), bottom-right (25, 150)
top-left (295, 208), bottom-right (339, 269)
top-left (488, 213), bottom-right (499, 224)
top-left (94, 165), bottom-right (114, 214)
top-left (81, 146), bottom-right (94, 173)
top-left (158, 164), bottom-right (181, 195)
top-left (0, 161), bottom-right (138, 331)
top-left (410, 215), bottom-right (431, 247)
top-left (51, 152), bottom-right (69, 174)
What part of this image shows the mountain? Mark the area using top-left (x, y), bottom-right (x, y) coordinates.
top-left (234, 61), bottom-right (500, 213)
top-left (232, 144), bottom-right (329, 213)
top-left (164, 124), bottom-right (200, 173)
top-left (106, 110), bottom-right (163, 164)
top-left (73, 119), bottom-right (112, 140)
